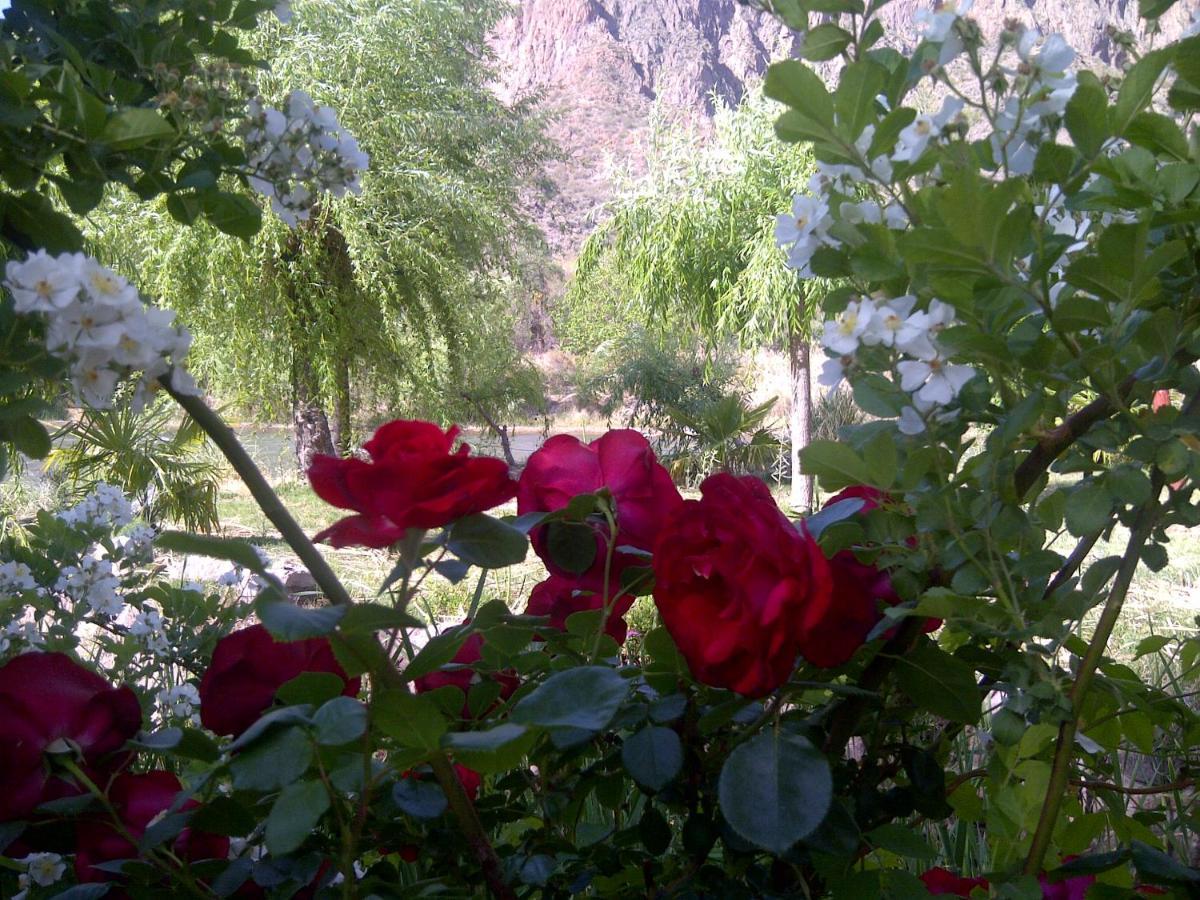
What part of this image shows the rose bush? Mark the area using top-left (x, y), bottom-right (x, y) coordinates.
top-left (1, 0), bottom-right (1199, 895)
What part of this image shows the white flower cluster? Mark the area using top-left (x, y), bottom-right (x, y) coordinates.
top-left (55, 552), bottom-right (124, 618)
top-left (991, 31), bottom-right (1077, 174)
top-left (130, 603), bottom-right (170, 655)
top-left (157, 683), bottom-right (201, 725)
top-left (0, 560), bottom-right (38, 597)
top-left (115, 523), bottom-right (158, 562)
top-left (915, 0), bottom-right (974, 65)
top-left (820, 296), bottom-right (977, 435)
top-left (242, 90), bottom-right (369, 227)
top-left (12, 852), bottom-right (66, 898)
top-left (3, 252), bottom-right (197, 409)
top-left (58, 483), bottom-right (135, 530)
top-left (0, 617), bottom-right (47, 655)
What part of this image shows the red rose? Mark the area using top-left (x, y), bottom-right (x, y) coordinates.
top-left (824, 485), bottom-right (888, 512)
top-left (652, 473), bottom-right (833, 698)
top-left (920, 867), bottom-right (989, 896)
top-left (0, 652), bottom-right (141, 821)
top-left (1039, 869), bottom-right (1096, 900)
top-left (525, 572), bottom-right (634, 644)
top-left (199, 625), bottom-right (360, 737)
top-left (75, 770), bottom-right (229, 884)
top-left (517, 429), bottom-right (682, 580)
top-left (797, 551), bottom-right (900, 668)
top-left (413, 628), bottom-right (518, 718)
top-left (309, 419), bottom-right (516, 549)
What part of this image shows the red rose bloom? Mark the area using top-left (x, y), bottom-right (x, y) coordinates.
top-left (1039, 869), bottom-right (1096, 900)
top-left (0, 652), bottom-right (141, 821)
top-left (652, 473), bottom-right (833, 698)
top-left (824, 484), bottom-right (888, 512)
top-left (517, 429), bottom-right (682, 580)
top-left (798, 551), bottom-right (900, 668)
top-left (75, 771), bottom-right (229, 884)
top-left (413, 628), bottom-right (518, 718)
top-left (525, 572), bottom-right (633, 644)
top-left (199, 625), bottom-right (360, 737)
top-left (309, 419), bottom-right (516, 549)
top-left (920, 867), bottom-right (989, 896)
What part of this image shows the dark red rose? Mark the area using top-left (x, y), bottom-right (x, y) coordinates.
top-left (75, 771), bottom-right (229, 884)
top-left (524, 572), bottom-right (634, 644)
top-left (920, 867), bottom-right (989, 896)
top-left (652, 473), bottom-right (833, 698)
top-left (453, 764), bottom-right (481, 801)
top-left (413, 627), bottom-right (518, 718)
top-left (1039, 864), bottom-right (1096, 900)
top-left (824, 484), bottom-right (888, 513)
top-left (798, 551), bottom-right (900, 668)
top-left (309, 419), bottom-right (516, 549)
top-left (517, 429), bottom-right (682, 580)
top-left (0, 652), bottom-right (141, 821)
top-left (199, 625), bottom-right (360, 738)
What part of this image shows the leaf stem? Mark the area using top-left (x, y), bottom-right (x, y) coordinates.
top-left (428, 752), bottom-right (515, 900)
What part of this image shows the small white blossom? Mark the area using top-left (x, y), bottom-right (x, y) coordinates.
top-left (822, 299), bottom-right (876, 355)
top-left (56, 553), bottom-right (123, 618)
top-left (0, 560), bottom-right (38, 596)
top-left (59, 483), bottom-right (134, 529)
top-left (130, 604), bottom-right (170, 655)
top-left (818, 355), bottom-right (852, 388)
top-left (157, 683), bottom-right (201, 725)
top-left (898, 354), bottom-right (977, 405)
top-left (24, 853), bottom-right (66, 887)
top-left (862, 295), bottom-right (917, 347)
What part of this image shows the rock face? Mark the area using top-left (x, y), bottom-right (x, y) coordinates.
top-left (491, 0), bottom-right (799, 252)
top-left (492, 0), bottom-right (1194, 253)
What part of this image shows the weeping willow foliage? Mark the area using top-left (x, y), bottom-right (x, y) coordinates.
top-left (90, 0), bottom-right (552, 427)
top-left (569, 89), bottom-right (822, 349)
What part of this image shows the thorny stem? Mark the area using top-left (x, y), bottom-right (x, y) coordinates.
top-left (163, 375), bottom-right (512, 895)
top-left (1022, 477), bottom-right (1165, 875)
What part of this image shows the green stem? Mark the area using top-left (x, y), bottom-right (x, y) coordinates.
top-left (428, 752), bottom-right (515, 900)
top-left (160, 374), bottom-right (353, 607)
top-left (1021, 481), bottom-right (1163, 875)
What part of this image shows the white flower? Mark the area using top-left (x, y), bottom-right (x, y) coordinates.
top-left (775, 194), bottom-right (834, 247)
top-left (1186, 7), bottom-right (1200, 38)
top-left (1033, 34), bottom-right (1075, 74)
top-left (24, 853), bottom-right (66, 887)
top-left (914, 0), bottom-right (972, 43)
top-left (898, 354), bottom-right (977, 404)
top-left (0, 560), bottom-right (38, 596)
top-left (56, 554), bottom-right (123, 618)
top-left (839, 200), bottom-right (883, 225)
top-left (883, 203), bottom-right (909, 230)
top-left (822, 299), bottom-right (876, 355)
top-left (862, 295), bottom-right (917, 347)
top-left (893, 115), bottom-right (936, 163)
top-left (216, 567), bottom-right (244, 587)
top-left (898, 404), bottom-right (929, 435)
top-left (130, 604), bottom-right (170, 655)
top-left (157, 683), bottom-right (201, 724)
top-left (818, 356), bottom-right (852, 388)
top-left (116, 523), bottom-right (157, 561)
top-left (4, 251), bottom-right (80, 313)
top-left (59, 483), bottom-right (134, 530)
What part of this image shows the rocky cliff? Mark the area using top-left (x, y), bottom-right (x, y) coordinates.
top-left (492, 0), bottom-right (1194, 254)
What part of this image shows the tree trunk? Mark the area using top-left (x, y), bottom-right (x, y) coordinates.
top-left (463, 393), bottom-right (518, 469)
top-left (332, 357), bottom-right (351, 456)
top-left (292, 353), bottom-right (335, 472)
top-left (788, 329), bottom-right (815, 513)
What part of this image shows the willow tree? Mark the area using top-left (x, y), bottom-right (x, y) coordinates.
top-left (93, 0), bottom-right (552, 468)
top-left (571, 91), bottom-right (823, 510)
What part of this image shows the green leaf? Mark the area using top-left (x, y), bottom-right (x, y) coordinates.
top-left (373, 689), bottom-right (447, 750)
top-left (511, 666), bottom-right (629, 731)
top-left (1111, 49), bottom-right (1173, 138)
top-left (1064, 483), bottom-right (1114, 537)
top-left (1125, 111), bottom-right (1189, 160)
top-left (265, 780), bottom-right (329, 855)
top-left (9, 415), bottom-right (50, 458)
top-left (202, 191), bottom-right (263, 239)
top-left (717, 731), bottom-right (832, 855)
top-left (866, 823), bottom-right (938, 860)
top-left (894, 641), bottom-right (981, 724)
top-left (622, 725), bottom-right (683, 792)
top-left (402, 625), bottom-right (471, 681)
top-left (392, 777), bottom-right (447, 819)
top-left (544, 520), bottom-right (597, 574)
top-left (188, 796), bottom-right (256, 837)
top-left (154, 531), bottom-right (267, 571)
top-left (1032, 142), bottom-right (1078, 184)
top-left (276, 672), bottom-right (346, 707)
top-left (764, 60), bottom-right (834, 128)
top-left (448, 513), bottom-right (528, 568)
top-left (802, 24), bottom-right (853, 61)
top-left (230, 726), bottom-right (313, 792)
top-left (835, 59), bottom-right (887, 140)
top-left (339, 603), bottom-right (423, 635)
top-left (800, 440), bottom-right (876, 490)
top-left (1064, 72), bottom-right (1109, 158)
top-left (312, 696), bottom-right (368, 745)
top-left (441, 723), bottom-right (535, 773)
top-left (1130, 839), bottom-right (1200, 885)
top-left (102, 108), bottom-right (176, 150)
top-left (256, 597), bottom-right (347, 640)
